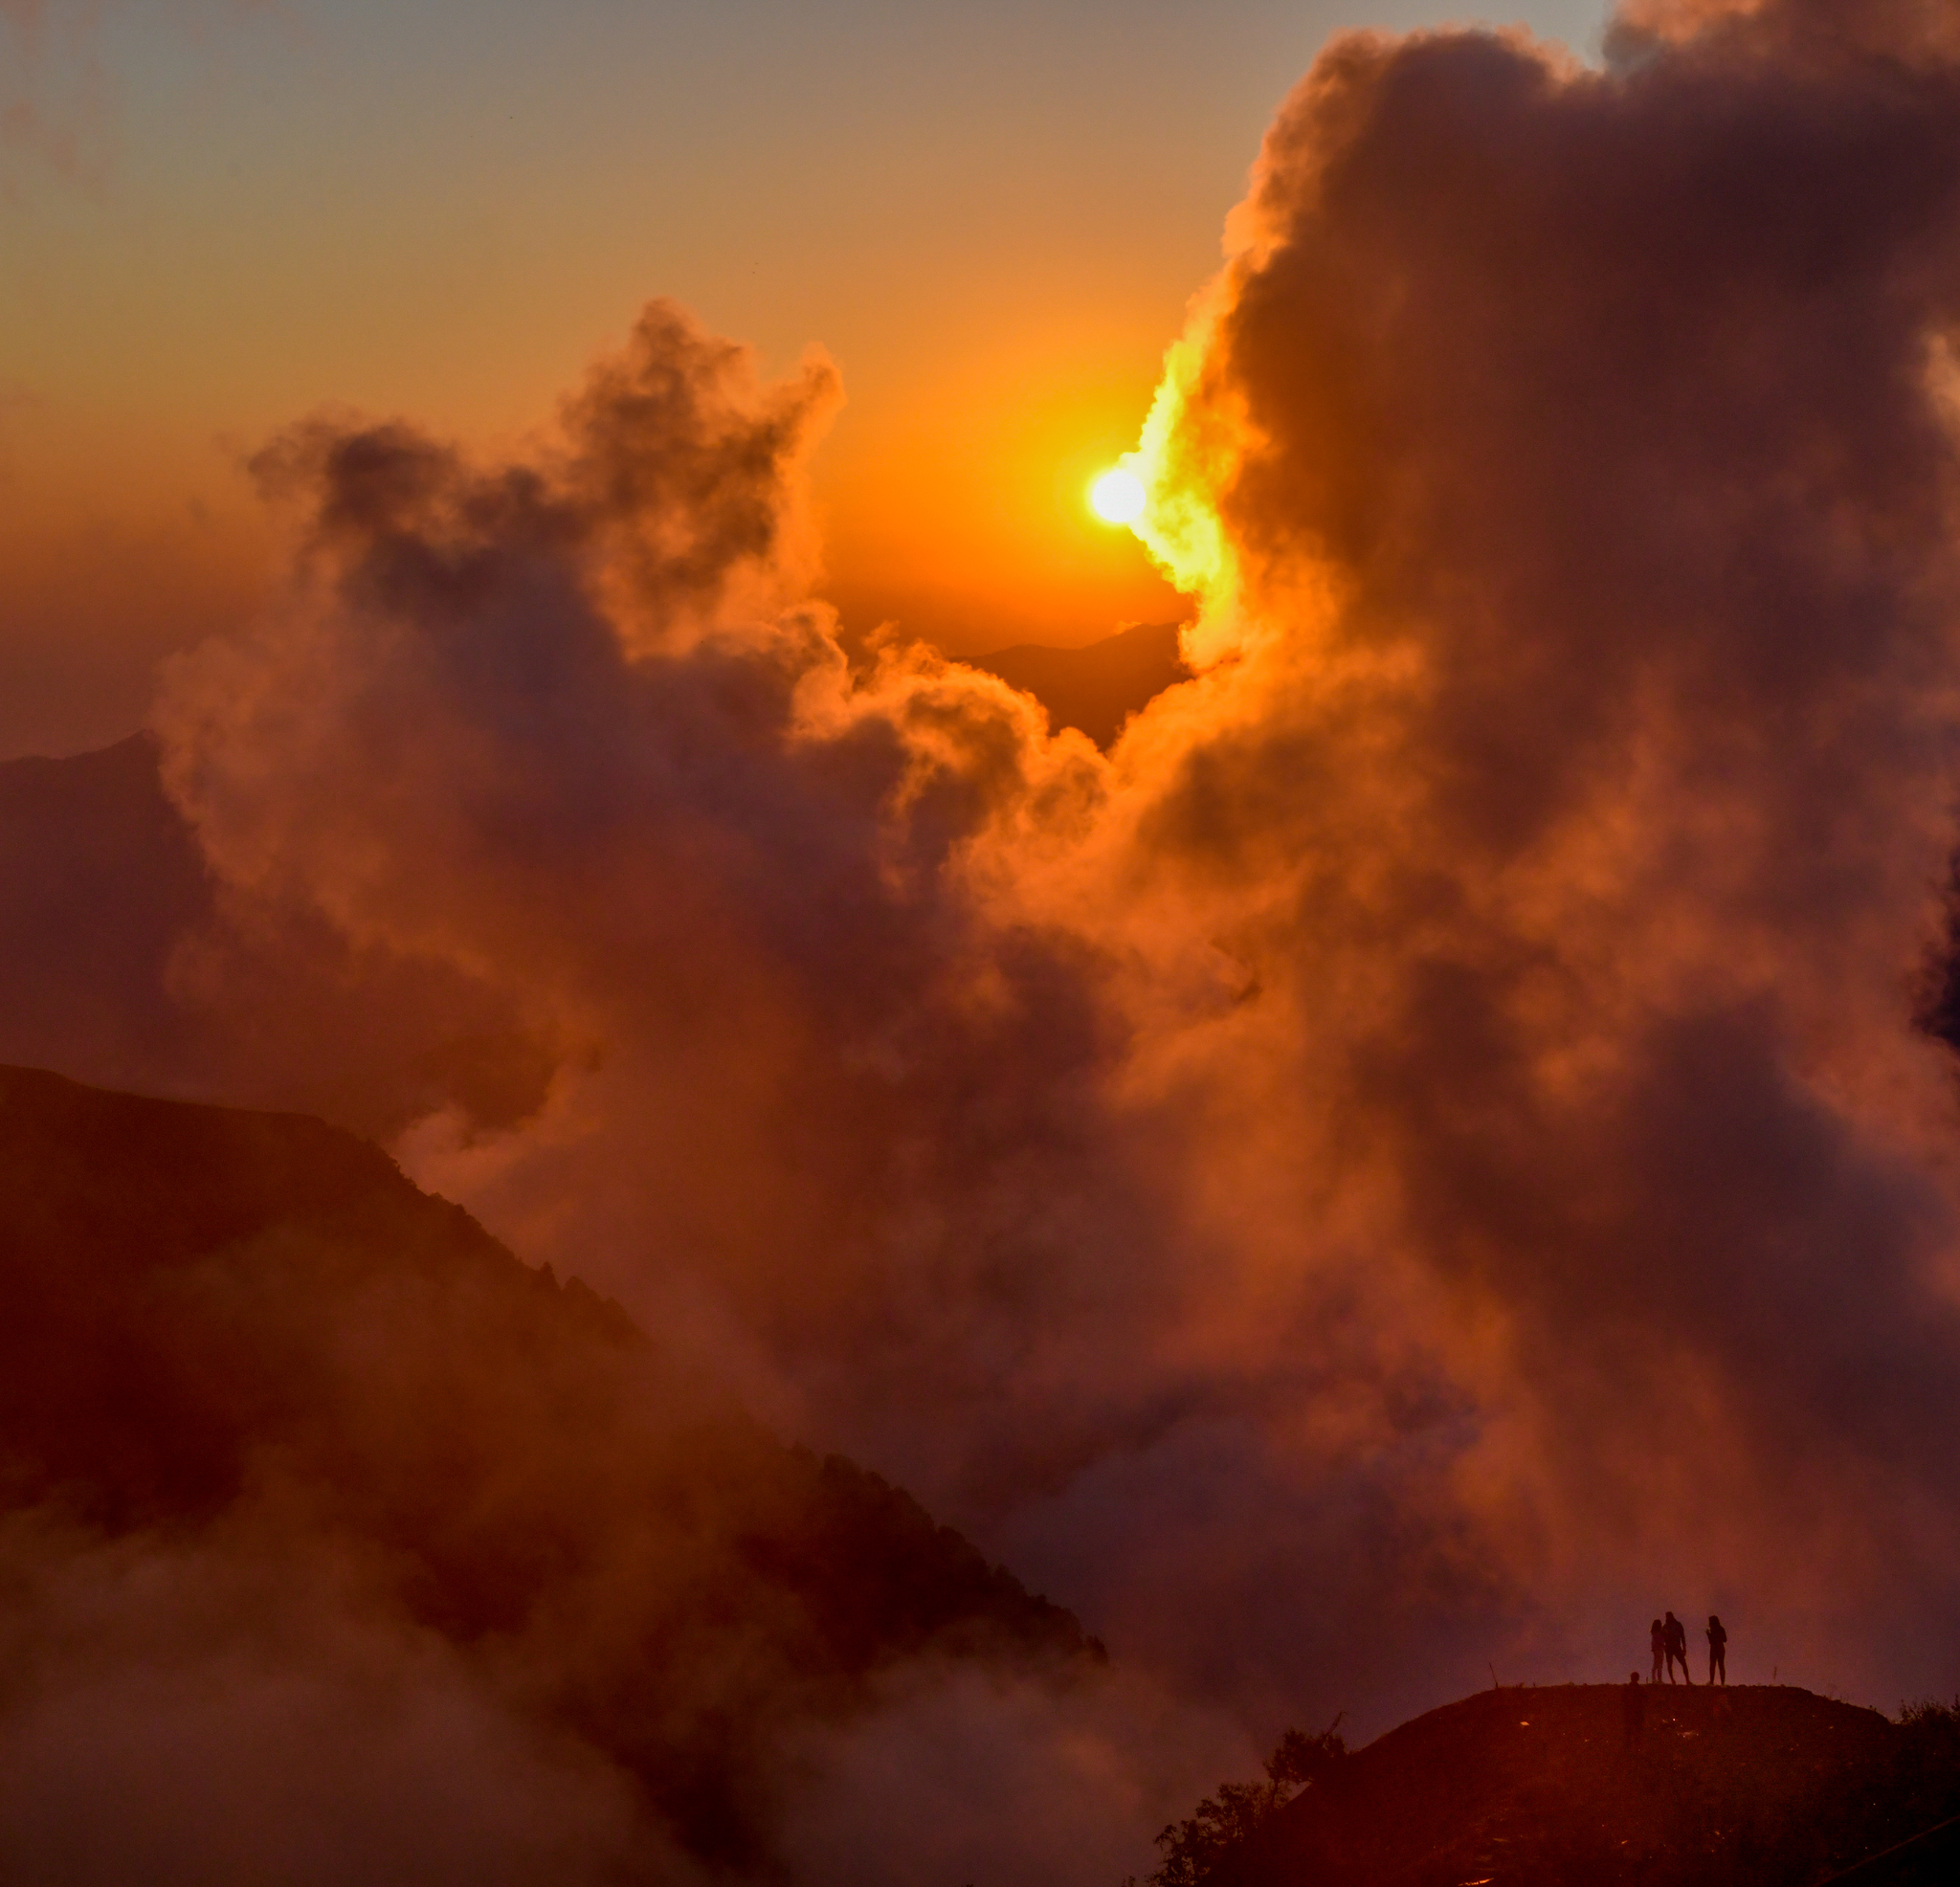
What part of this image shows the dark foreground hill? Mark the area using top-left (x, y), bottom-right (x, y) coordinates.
top-left (1168, 1684), bottom-right (1960, 1887)
top-left (0, 1064), bottom-right (1099, 1876)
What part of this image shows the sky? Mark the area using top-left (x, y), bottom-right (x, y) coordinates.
top-left (17, 1), bottom-right (1960, 1880)
top-left (3, 0), bottom-right (1604, 756)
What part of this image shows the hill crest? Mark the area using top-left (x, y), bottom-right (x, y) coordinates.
top-left (1181, 1682), bottom-right (1960, 1887)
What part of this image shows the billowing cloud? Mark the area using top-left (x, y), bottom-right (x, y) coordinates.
top-left (83, 0), bottom-right (1960, 1866)
top-left (1109, 0), bottom-right (1960, 1701)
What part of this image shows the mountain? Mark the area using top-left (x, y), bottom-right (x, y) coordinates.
top-left (1161, 1683), bottom-right (1960, 1887)
top-left (966, 620), bottom-right (1191, 749)
top-left (0, 1063), bottom-right (1100, 1873)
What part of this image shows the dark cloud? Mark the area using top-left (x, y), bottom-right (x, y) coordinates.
top-left (159, 300), bottom-right (1184, 1519)
top-left (1120, 0), bottom-right (1960, 1698)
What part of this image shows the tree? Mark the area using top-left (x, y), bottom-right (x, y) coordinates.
top-left (1130, 1722), bottom-right (1348, 1887)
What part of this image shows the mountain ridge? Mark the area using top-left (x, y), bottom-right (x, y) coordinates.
top-left (964, 620), bottom-right (1191, 749)
top-left (0, 1061), bottom-right (1101, 1870)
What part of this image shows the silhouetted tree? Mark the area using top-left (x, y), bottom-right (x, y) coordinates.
top-left (1127, 1723), bottom-right (1348, 1886)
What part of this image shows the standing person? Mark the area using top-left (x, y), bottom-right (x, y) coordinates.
top-left (1706, 1615), bottom-right (1727, 1685)
top-left (1649, 1618), bottom-right (1666, 1684)
top-left (1622, 1671), bottom-right (1645, 1747)
top-left (1664, 1611), bottom-right (1693, 1684)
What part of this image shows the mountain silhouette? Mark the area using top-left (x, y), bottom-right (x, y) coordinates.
top-left (0, 1063), bottom-right (1100, 1870)
top-left (967, 620), bottom-right (1191, 749)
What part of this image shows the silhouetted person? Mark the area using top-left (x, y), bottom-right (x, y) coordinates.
top-left (1664, 1610), bottom-right (1692, 1684)
top-left (1622, 1671), bottom-right (1645, 1746)
top-left (1706, 1614), bottom-right (1727, 1685)
top-left (1649, 1617), bottom-right (1666, 1683)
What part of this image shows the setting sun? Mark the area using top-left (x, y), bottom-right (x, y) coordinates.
top-left (1089, 466), bottom-right (1147, 525)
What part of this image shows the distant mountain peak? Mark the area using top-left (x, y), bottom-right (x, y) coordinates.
top-left (966, 620), bottom-right (1192, 749)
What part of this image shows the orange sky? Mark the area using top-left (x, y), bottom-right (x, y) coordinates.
top-left (0, 0), bottom-right (1607, 754)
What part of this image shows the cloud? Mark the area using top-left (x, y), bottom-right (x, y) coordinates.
top-left (775, 1659), bottom-right (1255, 1887)
top-left (160, 300), bottom-right (1154, 1498)
top-left (118, 0), bottom-right (1960, 1866)
top-left (1112, 0), bottom-right (1960, 1694)
top-left (0, 1515), bottom-right (680, 1886)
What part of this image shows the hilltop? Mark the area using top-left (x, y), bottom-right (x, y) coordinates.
top-left (1167, 1683), bottom-right (1960, 1887)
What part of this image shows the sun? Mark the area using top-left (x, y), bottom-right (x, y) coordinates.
top-left (1088, 467), bottom-right (1146, 526)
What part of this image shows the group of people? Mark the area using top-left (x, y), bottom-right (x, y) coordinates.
top-left (1620, 1612), bottom-right (1728, 1743)
top-left (1647, 1610), bottom-right (1726, 1686)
